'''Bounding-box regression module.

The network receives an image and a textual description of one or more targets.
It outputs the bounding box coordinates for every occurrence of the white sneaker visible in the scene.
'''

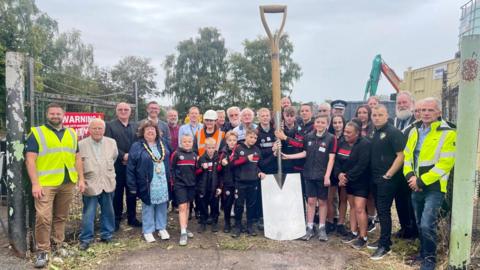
[158,230,170,240]
[144,233,156,243]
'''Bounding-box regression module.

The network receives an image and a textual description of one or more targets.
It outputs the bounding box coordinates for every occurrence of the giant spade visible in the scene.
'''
[259,5,306,240]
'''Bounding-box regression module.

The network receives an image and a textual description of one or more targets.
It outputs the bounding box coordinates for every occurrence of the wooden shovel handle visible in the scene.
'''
[259,5,287,43]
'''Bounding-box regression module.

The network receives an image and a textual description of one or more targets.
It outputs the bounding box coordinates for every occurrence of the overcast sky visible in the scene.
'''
[36,0,462,105]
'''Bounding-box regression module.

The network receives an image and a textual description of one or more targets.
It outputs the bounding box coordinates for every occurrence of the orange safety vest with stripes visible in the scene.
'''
[195,127,224,156]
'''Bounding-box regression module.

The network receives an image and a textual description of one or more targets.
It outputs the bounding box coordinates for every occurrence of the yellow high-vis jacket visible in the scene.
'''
[30,125,78,187]
[403,119,456,193]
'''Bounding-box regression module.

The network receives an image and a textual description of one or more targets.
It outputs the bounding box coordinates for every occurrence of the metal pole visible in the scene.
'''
[134,81,139,122]
[29,58,34,127]
[260,5,287,185]
[5,52,27,257]
[448,34,480,269]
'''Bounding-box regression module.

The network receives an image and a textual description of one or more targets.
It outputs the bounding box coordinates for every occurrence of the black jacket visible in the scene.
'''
[256,125,277,174]
[230,142,262,182]
[170,148,197,187]
[197,152,220,195]
[218,146,235,188]
[302,131,337,180]
[333,137,371,188]
[105,119,138,167]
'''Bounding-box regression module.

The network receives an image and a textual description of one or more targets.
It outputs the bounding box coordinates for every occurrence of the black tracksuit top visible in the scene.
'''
[197,152,220,195]
[302,131,337,180]
[218,146,235,188]
[170,148,197,187]
[256,125,277,174]
[282,123,305,172]
[230,142,262,182]
[333,137,371,188]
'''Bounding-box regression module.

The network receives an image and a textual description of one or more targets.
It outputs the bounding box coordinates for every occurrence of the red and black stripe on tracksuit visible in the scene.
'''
[170,148,197,204]
[218,146,235,227]
[281,123,305,173]
[333,136,371,197]
[230,142,262,226]
[196,152,221,224]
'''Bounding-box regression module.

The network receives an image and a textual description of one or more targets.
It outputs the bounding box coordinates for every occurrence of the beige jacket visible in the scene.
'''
[79,136,118,196]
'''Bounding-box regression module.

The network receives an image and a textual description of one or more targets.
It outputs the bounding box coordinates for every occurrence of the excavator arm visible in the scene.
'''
[364,54,402,100]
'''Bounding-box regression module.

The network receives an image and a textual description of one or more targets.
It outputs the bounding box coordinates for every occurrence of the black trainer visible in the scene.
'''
[231,225,241,238]
[367,219,376,233]
[223,222,231,233]
[336,224,349,237]
[367,239,379,250]
[341,232,357,243]
[325,222,336,234]
[197,223,206,233]
[352,237,367,249]
[79,242,89,251]
[211,222,219,232]
[128,219,142,227]
[370,246,391,260]
[247,224,257,236]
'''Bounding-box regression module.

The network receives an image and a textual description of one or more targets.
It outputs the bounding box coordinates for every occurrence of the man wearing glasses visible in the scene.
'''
[105,102,142,230]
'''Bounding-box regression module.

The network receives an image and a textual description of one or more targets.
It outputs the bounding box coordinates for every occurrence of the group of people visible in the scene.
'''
[25,92,456,270]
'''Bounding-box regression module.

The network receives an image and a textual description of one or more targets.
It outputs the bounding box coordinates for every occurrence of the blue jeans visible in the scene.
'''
[79,192,115,244]
[142,202,168,234]
[411,190,444,266]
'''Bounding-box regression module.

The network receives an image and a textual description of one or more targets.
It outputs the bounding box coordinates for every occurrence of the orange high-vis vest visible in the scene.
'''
[195,127,224,156]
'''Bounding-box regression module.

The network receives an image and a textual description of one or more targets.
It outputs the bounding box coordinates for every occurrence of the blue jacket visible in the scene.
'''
[127,138,170,205]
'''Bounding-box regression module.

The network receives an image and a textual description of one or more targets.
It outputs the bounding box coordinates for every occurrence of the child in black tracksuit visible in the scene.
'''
[217,131,238,233]
[170,135,198,246]
[283,115,337,242]
[196,137,222,233]
[255,108,277,230]
[230,129,266,238]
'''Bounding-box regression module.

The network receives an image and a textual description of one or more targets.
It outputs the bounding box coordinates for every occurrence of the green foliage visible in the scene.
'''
[226,34,302,109]
[162,29,302,113]
[162,27,228,115]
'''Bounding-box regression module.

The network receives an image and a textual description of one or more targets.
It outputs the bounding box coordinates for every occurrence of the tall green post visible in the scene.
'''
[448,34,480,269]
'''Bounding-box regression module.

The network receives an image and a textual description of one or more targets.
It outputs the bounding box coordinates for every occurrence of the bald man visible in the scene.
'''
[105,102,142,230]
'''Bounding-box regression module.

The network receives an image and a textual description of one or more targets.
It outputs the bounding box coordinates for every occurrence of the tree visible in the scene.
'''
[162,27,228,115]
[226,34,302,109]
[111,56,158,119]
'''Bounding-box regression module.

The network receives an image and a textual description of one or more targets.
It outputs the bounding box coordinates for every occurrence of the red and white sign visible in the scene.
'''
[63,112,104,140]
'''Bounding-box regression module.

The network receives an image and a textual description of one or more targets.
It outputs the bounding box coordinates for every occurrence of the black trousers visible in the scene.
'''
[255,181,263,220]
[113,166,137,223]
[234,181,258,225]
[222,186,235,225]
[374,175,402,249]
[395,175,418,235]
[198,191,220,224]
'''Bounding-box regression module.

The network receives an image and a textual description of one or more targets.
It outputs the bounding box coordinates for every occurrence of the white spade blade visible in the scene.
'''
[261,173,306,240]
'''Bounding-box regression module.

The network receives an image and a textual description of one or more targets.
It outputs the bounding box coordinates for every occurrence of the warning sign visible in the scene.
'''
[63,112,104,140]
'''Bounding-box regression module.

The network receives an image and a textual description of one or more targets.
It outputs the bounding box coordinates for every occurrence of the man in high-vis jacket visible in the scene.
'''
[403,97,456,270]
[26,103,85,268]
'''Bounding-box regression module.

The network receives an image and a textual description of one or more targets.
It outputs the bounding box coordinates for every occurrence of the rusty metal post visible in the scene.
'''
[260,5,287,185]
[5,52,27,257]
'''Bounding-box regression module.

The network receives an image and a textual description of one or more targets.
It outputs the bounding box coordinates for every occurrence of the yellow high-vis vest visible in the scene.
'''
[403,119,456,193]
[30,125,78,186]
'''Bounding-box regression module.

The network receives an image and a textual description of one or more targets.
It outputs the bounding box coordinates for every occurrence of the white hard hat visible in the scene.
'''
[203,109,218,120]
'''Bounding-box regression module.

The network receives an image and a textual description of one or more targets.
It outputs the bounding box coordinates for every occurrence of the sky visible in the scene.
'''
[35,0,462,105]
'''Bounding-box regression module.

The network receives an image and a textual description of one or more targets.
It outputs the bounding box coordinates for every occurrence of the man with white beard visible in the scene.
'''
[394,92,416,132]
[392,91,418,239]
